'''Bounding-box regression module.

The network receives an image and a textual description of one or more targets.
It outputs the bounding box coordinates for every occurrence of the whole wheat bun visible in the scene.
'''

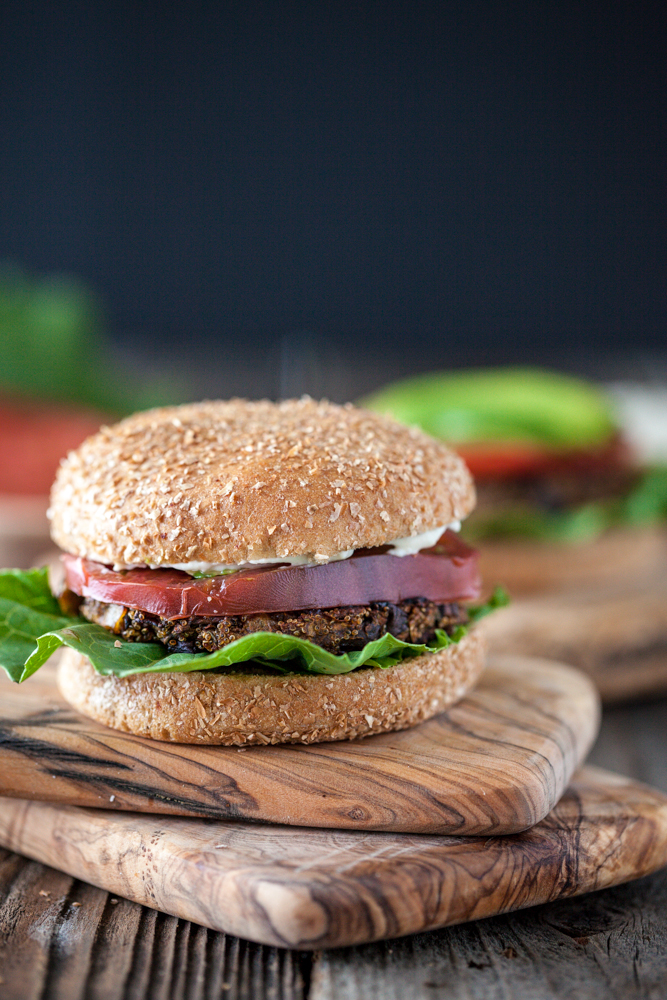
[477,524,667,596]
[48,398,475,567]
[56,626,486,745]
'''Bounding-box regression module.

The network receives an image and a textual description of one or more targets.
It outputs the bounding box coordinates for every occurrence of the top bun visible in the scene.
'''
[49,398,475,567]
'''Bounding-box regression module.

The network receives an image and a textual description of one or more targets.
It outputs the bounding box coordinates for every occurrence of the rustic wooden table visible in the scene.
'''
[0,695,665,999]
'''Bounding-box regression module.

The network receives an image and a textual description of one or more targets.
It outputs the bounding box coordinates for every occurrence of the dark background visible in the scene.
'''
[1,0,665,400]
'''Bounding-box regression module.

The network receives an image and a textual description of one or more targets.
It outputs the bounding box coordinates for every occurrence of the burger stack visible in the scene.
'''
[0,396,638,944]
[43,398,490,744]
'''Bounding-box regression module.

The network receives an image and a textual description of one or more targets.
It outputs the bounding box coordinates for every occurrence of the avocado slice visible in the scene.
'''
[361,367,616,450]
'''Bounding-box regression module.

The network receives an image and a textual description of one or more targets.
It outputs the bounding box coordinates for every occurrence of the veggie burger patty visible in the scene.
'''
[80,596,469,656]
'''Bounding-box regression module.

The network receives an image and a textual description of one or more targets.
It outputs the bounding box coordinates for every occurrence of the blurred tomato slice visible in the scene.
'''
[456,434,631,481]
[454,442,555,479]
[0,396,104,495]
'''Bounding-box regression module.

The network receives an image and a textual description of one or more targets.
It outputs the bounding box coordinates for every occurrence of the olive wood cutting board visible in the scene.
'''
[0,765,665,950]
[0,653,599,835]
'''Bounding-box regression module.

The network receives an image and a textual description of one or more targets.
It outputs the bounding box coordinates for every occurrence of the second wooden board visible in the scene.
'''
[0,653,599,835]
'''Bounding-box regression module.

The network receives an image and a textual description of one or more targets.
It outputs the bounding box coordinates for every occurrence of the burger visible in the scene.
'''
[0,398,501,745]
[363,369,667,700]
[363,367,667,594]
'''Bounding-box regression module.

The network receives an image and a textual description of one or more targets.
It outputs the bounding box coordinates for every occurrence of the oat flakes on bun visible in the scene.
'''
[0,399,502,745]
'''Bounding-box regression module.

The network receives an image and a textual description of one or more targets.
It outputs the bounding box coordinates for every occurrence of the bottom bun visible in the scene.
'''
[477,524,667,596]
[56,626,487,745]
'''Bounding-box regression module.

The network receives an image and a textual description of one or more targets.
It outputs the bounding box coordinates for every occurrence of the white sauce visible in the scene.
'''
[607,382,667,463]
[385,522,460,556]
[163,549,355,573]
[127,520,463,573]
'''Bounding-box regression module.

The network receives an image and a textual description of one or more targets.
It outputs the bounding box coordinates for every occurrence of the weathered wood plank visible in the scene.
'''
[309,867,667,1000]
[0,655,599,836]
[0,859,75,1000]
[40,880,111,1000]
[0,857,312,1000]
[588,697,667,792]
[85,898,146,999]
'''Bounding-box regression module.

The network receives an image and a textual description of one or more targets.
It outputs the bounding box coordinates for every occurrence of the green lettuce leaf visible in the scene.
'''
[0,568,73,681]
[0,567,508,683]
[467,586,509,623]
[188,568,239,579]
[0,566,65,616]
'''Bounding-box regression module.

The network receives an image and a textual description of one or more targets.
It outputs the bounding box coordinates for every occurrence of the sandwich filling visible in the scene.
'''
[61,529,480,656]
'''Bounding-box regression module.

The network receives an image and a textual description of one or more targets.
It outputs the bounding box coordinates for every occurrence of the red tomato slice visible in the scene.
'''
[63,531,480,619]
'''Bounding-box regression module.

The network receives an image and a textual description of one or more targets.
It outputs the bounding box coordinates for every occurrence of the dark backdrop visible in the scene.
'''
[1,1,665,397]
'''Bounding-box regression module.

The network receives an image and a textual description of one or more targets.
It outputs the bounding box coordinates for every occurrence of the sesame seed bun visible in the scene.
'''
[48,398,475,567]
[56,626,487,745]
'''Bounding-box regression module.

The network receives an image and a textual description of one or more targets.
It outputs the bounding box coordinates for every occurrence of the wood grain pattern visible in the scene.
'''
[0,766,664,952]
[485,566,667,703]
[0,695,666,999]
[0,654,599,835]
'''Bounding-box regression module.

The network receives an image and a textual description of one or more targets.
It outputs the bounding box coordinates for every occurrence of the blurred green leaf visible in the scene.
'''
[0,263,188,414]
[463,467,667,544]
